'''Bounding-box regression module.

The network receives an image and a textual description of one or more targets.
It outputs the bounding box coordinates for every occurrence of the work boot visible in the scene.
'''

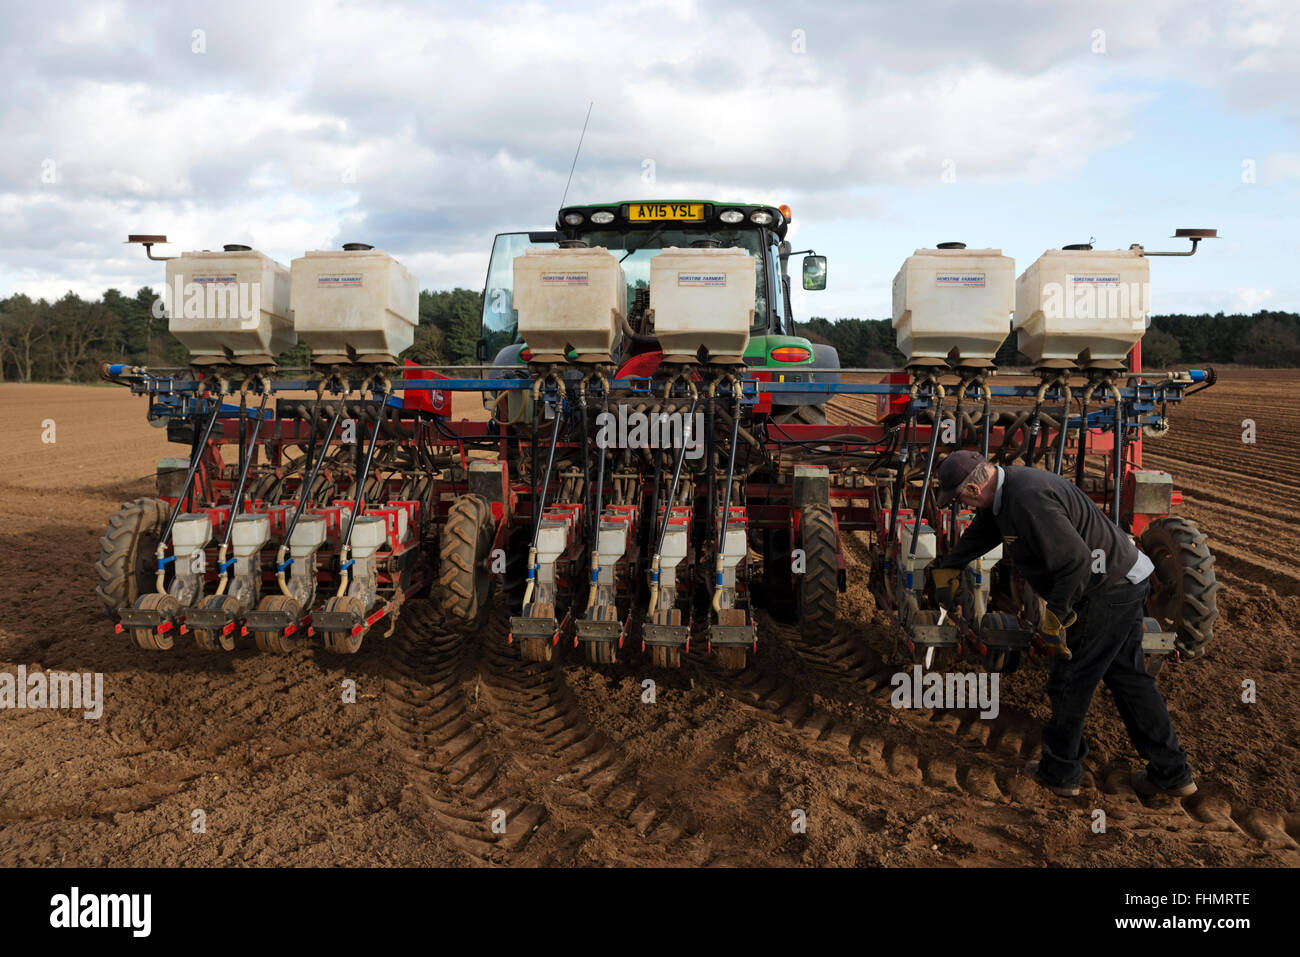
[1024,759,1082,797]
[1131,770,1197,798]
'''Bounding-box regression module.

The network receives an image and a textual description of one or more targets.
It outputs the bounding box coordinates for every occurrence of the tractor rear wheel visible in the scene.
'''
[96,498,170,620]
[1140,516,1219,661]
[797,504,839,645]
[439,494,496,630]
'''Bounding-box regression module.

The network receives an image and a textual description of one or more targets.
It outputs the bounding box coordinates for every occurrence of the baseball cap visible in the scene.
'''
[935,450,988,507]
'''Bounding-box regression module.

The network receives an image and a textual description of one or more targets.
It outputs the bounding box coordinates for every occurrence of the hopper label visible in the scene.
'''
[318,274,364,287]
[935,272,985,287]
[1068,273,1121,286]
[541,272,588,285]
[192,274,237,285]
[677,272,726,286]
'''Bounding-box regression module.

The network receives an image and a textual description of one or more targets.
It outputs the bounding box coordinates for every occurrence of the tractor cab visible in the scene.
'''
[479,201,840,418]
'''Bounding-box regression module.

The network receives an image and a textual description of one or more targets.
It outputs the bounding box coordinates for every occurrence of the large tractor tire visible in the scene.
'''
[797,504,839,645]
[95,498,170,620]
[439,493,496,630]
[1140,516,1219,661]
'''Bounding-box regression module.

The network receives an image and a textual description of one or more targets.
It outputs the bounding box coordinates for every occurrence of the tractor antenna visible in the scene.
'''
[560,101,594,209]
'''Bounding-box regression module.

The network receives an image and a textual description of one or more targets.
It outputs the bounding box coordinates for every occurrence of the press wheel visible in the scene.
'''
[131,592,180,651]
[649,645,681,669]
[321,595,367,654]
[192,593,241,652]
[253,594,300,654]
[716,645,748,670]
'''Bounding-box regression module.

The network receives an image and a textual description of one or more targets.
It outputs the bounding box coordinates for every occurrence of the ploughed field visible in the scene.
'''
[0,373,1296,867]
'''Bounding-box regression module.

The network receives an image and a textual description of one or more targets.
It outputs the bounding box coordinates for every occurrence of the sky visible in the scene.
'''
[2,0,1298,321]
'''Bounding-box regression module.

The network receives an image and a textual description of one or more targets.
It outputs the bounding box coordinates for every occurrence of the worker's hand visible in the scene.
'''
[1038,606,1078,659]
[929,567,961,607]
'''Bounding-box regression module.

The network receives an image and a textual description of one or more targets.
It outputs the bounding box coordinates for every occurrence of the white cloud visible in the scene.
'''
[0,0,1296,318]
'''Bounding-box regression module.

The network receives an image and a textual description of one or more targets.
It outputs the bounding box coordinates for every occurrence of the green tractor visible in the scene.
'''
[479,200,839,422]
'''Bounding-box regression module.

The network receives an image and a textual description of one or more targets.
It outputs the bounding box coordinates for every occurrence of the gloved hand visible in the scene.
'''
[930,567,961,608]
[1039,606,1078,659]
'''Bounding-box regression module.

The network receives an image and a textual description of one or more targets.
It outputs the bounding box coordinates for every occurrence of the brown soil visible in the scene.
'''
[0,374,1296,867]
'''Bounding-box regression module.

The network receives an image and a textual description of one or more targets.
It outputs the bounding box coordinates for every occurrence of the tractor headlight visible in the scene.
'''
[590,211,614,224]
[749,210,773,225]
[719,209,744,224]
[563,212,584,226]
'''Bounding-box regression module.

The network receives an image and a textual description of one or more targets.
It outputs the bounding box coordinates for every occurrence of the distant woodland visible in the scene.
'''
[2,286,1297,382]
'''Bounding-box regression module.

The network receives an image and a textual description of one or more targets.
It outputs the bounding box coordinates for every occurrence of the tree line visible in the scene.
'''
[2,285,1298,382]
[797,311,1300,369]
[0,287,485,382]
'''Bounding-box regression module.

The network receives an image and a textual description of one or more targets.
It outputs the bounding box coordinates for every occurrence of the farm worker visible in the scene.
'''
[928,450,1196,800]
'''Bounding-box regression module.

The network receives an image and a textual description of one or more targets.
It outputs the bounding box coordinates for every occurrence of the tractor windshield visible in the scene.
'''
[580,228,767,332]
[480,228,769,354]
[481,232,558,359]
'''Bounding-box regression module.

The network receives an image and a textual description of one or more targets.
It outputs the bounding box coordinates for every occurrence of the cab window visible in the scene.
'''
[481,232,557,355]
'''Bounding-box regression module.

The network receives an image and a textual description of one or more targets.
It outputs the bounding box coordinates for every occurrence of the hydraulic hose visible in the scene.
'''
[1075,382,1096,489]
[1025,374,1063,468]
[338,379,389,599]
[948,378,969,546]
[908,380,945,563]
[648,379,699,616]
[577,382,592,546]
[713,376,742,614]
[523,371,566,610]
[587,373,611,611]
[1109,381,1124,526]
[979,382,992,460]
[276,383,347,599]
[215,386,270,596]
[1053,386,1073,475]
[886,404,914,543]
[155,381,227,593]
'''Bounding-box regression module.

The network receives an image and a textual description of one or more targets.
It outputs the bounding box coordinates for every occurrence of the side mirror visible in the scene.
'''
[802,255,827,291]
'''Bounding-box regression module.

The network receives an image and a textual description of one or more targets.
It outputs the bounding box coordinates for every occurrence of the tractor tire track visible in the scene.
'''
[382,601,707,864]
[474,616,709,862]
[744,615,1300,860]
[380,601,538,864]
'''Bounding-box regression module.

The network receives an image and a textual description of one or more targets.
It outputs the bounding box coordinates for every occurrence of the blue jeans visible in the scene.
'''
[1038,578,1193,789]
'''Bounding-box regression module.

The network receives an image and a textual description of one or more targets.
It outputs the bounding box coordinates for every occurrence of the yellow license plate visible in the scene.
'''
[628,202,704,222]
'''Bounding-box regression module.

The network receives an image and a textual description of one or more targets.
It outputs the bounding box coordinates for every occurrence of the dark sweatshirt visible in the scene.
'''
[936,465,1141,617]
